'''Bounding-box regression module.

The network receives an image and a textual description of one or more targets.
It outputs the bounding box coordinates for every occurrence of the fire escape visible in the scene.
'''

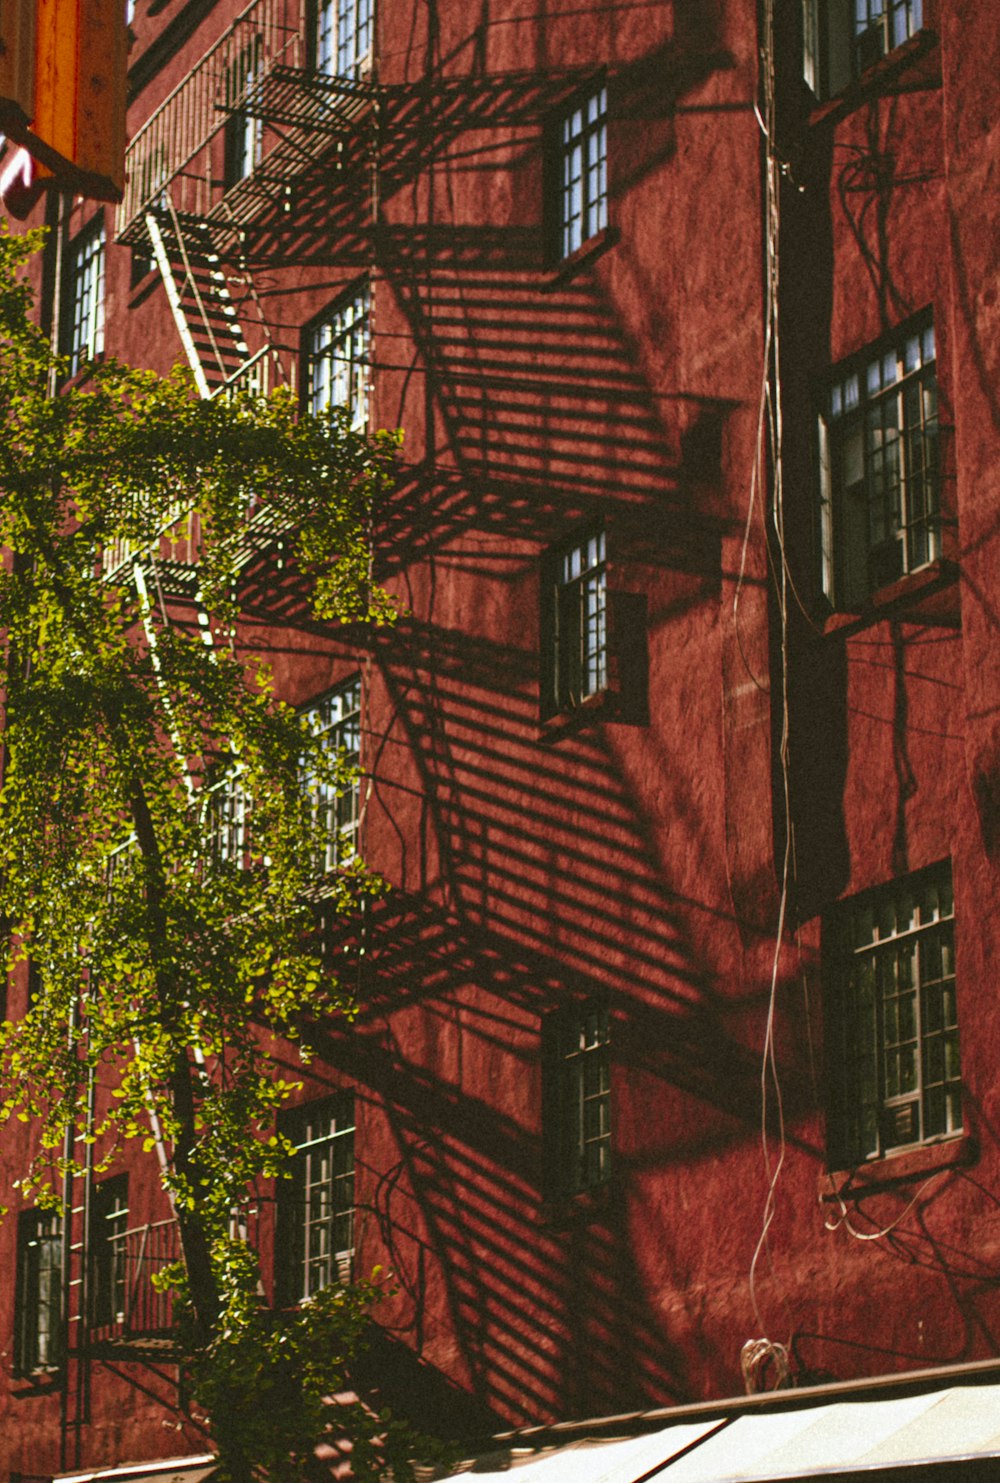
[59,4,377,1452]
[116,0,376,401]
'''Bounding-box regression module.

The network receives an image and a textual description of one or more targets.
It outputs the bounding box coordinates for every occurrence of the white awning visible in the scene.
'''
[446,1382,1000,1482]
[446,1419,726,1482]
[659,1384,1000,1480]
[55,1455,217,1483]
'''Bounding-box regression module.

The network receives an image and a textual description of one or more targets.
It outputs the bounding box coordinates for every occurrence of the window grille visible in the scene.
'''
[558,85,607,259]
[63,221,105,378]
[15,1209,63,1374]
[302,676,362,873]
[305,286,371,430]
[819,318,939,609]
[545,1005,611,1194]
[278,1095,355,1303]
[828,863,961,1166]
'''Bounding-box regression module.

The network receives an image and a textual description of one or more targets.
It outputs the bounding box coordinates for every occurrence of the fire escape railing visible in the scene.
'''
[92,1218,180,1343]
[119,0,302,241]
[118,0,376,248]
[100,446,288,584]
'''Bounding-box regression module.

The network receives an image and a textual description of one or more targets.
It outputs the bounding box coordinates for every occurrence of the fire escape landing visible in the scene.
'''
[117,0,376,397]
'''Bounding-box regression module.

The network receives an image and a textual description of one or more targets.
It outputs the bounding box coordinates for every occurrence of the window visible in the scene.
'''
[556,84,607,259]
[15,1209,62,1374]
[303,677,362,872]
[277,1096,355,1304]
[819,319,939,610]
[305,286,370,431]
[91,1176,128,1330]
[827,863,960,1168]
[544,528,608,715]
[223,37,263,187]
[62,220,105,378]
[804,0,923,97]
[312,0,373,78]
[544,1004,611,1195]
[205,769,249,868]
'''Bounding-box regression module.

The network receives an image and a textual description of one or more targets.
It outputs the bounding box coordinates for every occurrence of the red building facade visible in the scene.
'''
[2,0,1000,1475]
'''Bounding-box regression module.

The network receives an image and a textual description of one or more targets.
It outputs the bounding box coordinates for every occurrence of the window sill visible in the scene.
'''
[11,1366,62,1394]
[543,226,619,291]
[820,558,959,638]
[538,687,614,740]
[539,1177,614,1228]
[820,1133,975,1203]
[807,29,941,128]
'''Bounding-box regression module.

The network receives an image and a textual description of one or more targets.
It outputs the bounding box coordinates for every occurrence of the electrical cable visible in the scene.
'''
[745,0,799,1362]
[822,1170,948,1242]
[741,1335,792,1394]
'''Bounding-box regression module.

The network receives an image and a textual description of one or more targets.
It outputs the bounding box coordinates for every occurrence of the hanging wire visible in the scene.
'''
[823,1170,948,1242]
[745,0,797,1356]
[741,1335,793,1394]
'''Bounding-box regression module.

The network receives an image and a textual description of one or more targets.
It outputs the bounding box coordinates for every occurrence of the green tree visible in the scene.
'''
[0,226,415,1480]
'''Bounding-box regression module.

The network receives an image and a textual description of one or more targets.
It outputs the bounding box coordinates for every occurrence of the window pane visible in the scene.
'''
[546,1004,611,1194]
[557,85,607,259]
[64,223,106,378]
[825,318,939,608]
[307,287,371,429]
[282,1095,355,1302]
[552,529,608,710]
[830,863,958,1164]
[302,677,362,872]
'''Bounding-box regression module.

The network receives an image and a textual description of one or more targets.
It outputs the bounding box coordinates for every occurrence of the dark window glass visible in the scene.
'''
[819,319,939,609]
[545,529,608,713]
[91,1176,129,1330]
[16,1209,63,1374]
[544,1005,611,1195]
[827,863,960,1166]
[277,1095,355,1304]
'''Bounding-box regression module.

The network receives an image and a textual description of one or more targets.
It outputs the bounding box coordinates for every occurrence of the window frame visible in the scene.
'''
[542,526,609,718]
[301,675,362,873]
[552,82,608,261]
[303,283,371,431]
[203,766,250,870]
[91,1175,129,1331]
[15,1208,63,1376]
[61,218,106,379]
[825,861,961,1169]
[818,316,940,611]
[543,1003,612,1197]
[222,34,264,189]
[276,1094,356,1306]
[803,0,925,98]
[310,0,373,79]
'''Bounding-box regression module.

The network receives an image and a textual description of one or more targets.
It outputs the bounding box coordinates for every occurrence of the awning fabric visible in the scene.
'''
[445,1382,1000,1482]
[446,1420,725,1482]
[660,1386,1000,1481]
[55,1456,217,1483]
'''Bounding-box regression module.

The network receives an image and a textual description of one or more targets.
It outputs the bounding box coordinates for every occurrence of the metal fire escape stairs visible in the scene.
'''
[145,199,253,399]
[60,1032,95,1454]
[117,0,379,404]
[61,21,379,1446]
